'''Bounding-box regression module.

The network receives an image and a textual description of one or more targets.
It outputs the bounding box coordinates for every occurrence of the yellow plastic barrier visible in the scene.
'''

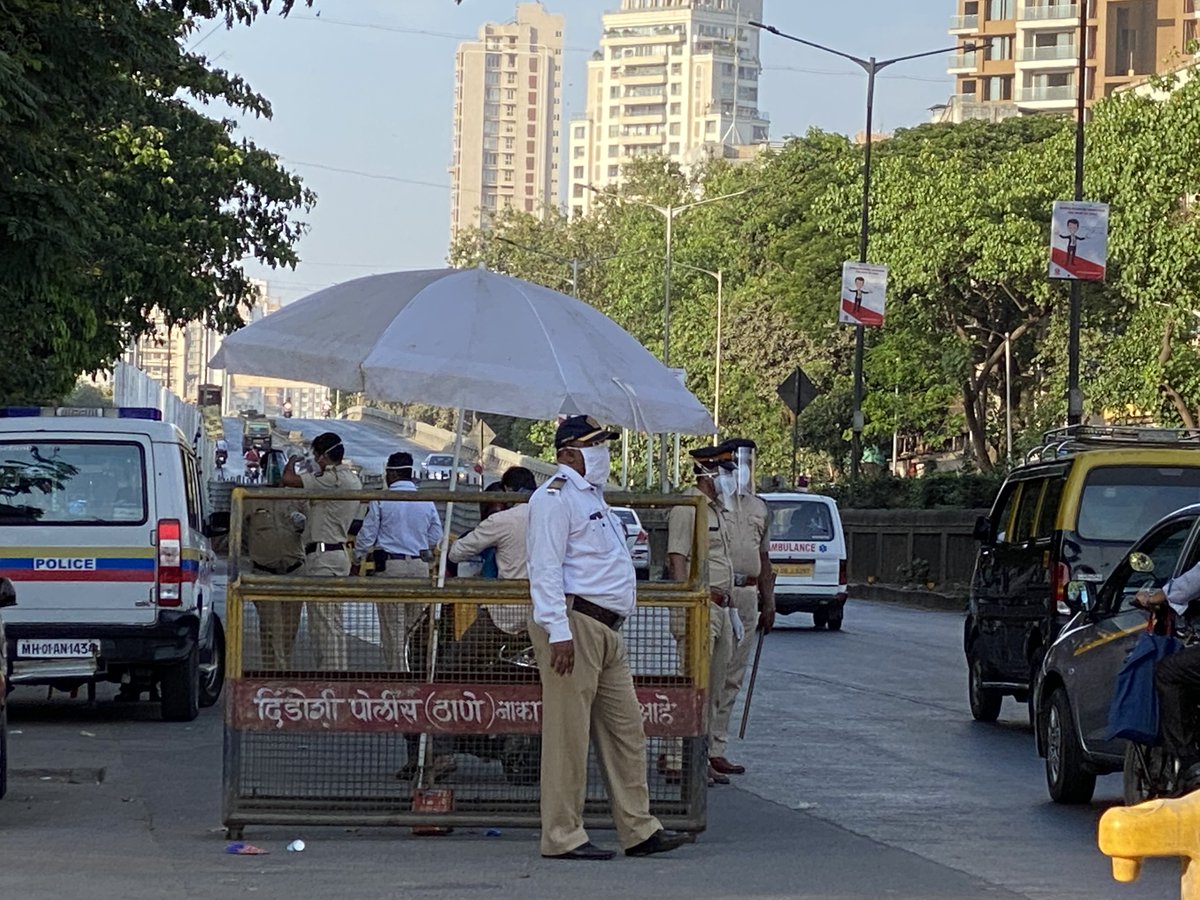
[1099,793,1200,898]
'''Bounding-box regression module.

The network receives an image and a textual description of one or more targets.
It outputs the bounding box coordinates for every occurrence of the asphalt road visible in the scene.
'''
[0,600,1180,899]
[280,417,445,478]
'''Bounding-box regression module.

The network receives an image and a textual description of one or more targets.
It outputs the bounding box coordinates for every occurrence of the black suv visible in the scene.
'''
[966,426,1200,724]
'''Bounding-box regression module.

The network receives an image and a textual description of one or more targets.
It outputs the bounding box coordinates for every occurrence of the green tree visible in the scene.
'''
[0,1,314,402]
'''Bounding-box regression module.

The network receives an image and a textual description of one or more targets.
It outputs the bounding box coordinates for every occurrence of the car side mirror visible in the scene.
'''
[973,515,992,543]
[1065,580,1095,614]
[206,510,231,538]
[0,577,17,609]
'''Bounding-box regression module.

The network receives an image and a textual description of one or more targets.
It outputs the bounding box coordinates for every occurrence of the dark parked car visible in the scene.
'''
[966,426,1200,724]
[1034,504,1200,803]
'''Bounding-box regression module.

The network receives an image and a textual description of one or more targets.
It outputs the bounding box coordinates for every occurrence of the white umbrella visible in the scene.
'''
[209,267,715,435]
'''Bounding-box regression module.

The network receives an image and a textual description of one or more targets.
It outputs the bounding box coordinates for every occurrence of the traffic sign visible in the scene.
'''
[777,367,818,416]
[466,417,496,453]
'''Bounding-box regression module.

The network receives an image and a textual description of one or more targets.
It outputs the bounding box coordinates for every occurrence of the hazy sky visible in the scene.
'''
[200,1,956,301]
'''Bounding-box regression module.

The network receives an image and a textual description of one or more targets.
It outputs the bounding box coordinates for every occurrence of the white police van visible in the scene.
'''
[761,492,848,630]
[0,407,227,720]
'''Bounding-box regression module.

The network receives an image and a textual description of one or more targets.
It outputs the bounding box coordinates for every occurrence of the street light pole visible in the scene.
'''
[673,261,724,444]
[751,21,974,480]
[1067,0,1088,425]
[590,185,750,491]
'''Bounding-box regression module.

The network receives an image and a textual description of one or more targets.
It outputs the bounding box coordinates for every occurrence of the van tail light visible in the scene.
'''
[838,559,847,586]
[636,530,648,546]
[157,519,183,607]
[1052,561,1071,615]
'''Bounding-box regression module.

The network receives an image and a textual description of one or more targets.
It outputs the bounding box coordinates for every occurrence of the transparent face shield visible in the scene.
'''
[735,446,756,496]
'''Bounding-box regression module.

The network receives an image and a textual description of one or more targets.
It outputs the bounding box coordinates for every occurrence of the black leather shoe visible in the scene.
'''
[543,841,615,861]
[625,829,694,857]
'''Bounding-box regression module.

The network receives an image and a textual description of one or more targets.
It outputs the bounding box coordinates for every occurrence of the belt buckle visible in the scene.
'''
[734,574,747,587]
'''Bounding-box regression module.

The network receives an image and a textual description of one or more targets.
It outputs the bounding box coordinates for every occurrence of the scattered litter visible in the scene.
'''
[225,842,270,855]
[485,828,502,837]
[39,776,51,781]
[80,731,96,737]
[286,840,306,853]
[122,797,134,803]
[10,730,21,735]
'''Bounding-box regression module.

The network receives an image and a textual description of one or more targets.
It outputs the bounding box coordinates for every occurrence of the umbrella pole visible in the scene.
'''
[417,407,468,791]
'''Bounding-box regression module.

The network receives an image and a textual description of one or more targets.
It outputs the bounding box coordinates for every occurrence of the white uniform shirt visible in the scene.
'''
[353,480,442,563]
[449,502,531,635]
[527,464,635,644]
[1165,561,1200,615]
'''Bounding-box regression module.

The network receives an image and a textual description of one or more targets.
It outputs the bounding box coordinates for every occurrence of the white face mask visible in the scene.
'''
[579,445,611,486]
[715,471,738,502]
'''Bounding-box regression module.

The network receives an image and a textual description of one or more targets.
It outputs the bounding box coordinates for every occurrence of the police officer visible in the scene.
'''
[282,431,362,670]
[665,445,737,785]
[244,449,306,669]
[708,438,775,778]
[350,451,442,672]
[527,415,692,861]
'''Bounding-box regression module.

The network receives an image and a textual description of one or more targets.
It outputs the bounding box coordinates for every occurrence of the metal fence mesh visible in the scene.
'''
[223,489,709,836]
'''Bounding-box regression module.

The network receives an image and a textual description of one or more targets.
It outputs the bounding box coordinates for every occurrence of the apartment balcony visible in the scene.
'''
[1015,83,1077,108]
[1017,44,1077,62]
[621,111,668,126]
[1017,3,1080,27]
[624,71,669,86]
[949,14,980,32]
[1187,0,1198,16]
[621,132,666,146]
[948,52,979,72]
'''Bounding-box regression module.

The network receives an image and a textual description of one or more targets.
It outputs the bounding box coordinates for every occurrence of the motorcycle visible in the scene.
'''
[215,448,228,471]
[282,400,293,419]
[244,461,260,484]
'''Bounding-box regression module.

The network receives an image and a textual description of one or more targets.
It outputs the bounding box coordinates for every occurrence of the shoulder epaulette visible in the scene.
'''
[545,475,569,495]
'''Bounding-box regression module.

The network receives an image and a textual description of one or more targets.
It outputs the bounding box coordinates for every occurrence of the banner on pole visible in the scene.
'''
[1048,201,1109,282]
[838,262,888,328]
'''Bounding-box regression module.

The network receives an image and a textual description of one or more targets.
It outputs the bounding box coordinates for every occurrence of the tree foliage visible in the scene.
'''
[0,1,314,402]
[447,76,1200,489]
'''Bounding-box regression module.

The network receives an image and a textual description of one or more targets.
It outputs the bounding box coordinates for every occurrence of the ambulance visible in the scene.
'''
[0,407,227,720]
[762,491,848,630]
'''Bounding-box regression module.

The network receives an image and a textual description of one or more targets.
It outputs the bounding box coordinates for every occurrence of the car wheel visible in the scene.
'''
[1123,741,1166,805]
[199,621,226,709]
[826,613,843,631]
[1045,687,1096,804]
[968,648,1003,722]
[812,610,829,629]
[161,644,200,722]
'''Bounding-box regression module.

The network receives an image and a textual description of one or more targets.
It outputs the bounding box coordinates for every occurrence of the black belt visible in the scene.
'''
[253,561,303,575]
[568,595,624,631]
[305,542,345,555]
[733,574,759,588]
[385,553,421,561]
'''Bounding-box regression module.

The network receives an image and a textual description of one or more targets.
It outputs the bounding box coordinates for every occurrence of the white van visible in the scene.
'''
[761,492,848,630]
[0,407,227,720]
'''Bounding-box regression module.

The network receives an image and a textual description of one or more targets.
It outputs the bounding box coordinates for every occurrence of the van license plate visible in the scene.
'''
[18,639,100,658]
[776,563,814,577]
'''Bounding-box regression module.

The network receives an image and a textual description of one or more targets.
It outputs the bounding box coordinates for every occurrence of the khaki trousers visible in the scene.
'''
[253,599,301,670]
[709,585,758,758]
[662,599,732,769]
[304,549,349,670]
[376,556,429,672]
[531,611,661,855]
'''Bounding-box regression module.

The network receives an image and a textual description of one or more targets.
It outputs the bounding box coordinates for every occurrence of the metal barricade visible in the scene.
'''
[221,487,711,839]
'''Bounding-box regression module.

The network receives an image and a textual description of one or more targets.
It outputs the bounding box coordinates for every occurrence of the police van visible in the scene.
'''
[0,407,227,720]
[761,492,848,630]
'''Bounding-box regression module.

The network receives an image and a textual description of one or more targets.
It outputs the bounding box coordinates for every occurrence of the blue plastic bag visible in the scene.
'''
[1107,631,1180,744]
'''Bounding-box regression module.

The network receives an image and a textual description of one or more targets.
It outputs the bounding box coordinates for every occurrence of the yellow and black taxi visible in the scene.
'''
[1033,503,1200,803]
[967,425,1200,725]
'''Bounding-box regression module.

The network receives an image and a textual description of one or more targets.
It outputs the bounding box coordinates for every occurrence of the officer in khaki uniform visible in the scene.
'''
[282,431,363,670]
[244,449,306,669]
[708,438,775,777]
[665,446,737,785]
[527,415,691,861]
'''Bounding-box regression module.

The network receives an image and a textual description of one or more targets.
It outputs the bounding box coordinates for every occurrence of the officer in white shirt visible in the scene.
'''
[351,451,442,672]
[527,415,692,862]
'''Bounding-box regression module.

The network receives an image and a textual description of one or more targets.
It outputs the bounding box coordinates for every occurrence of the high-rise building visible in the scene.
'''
[944,0,1198,121]
[567,0,770,218]
[449,3,565,242]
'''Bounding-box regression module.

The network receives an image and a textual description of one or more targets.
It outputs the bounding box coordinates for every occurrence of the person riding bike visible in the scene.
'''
[1137,561,1200,790]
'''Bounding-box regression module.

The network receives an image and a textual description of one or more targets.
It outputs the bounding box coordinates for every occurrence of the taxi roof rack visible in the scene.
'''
[1023,424,1200,466]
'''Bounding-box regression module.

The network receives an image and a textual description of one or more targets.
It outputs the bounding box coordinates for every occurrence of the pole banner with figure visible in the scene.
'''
[1049,200,1109,282]
[838,262,888,328]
